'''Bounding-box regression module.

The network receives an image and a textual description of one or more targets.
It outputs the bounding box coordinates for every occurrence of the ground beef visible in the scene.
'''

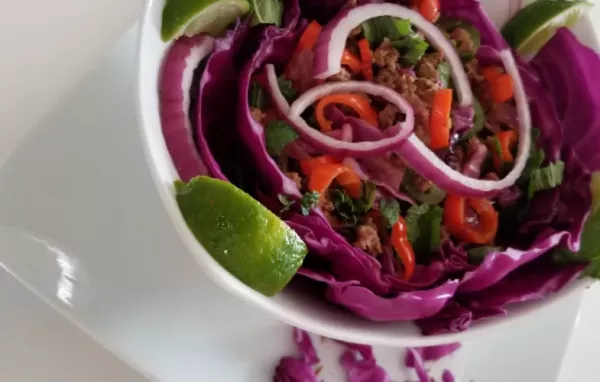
[318,191,346,229]
[373,39,400,70]
[416,52,444,80]
[415,77,439,104]
[413,173,433,193]
[348,25,362,39]
[451,27,475,56]
[484,172,500,181]
[465,58,489,105]
[285,172,302,190]
[353,218,383,256]
[250,108,266,124]
[378,104,400,129]
[328,67,353,82]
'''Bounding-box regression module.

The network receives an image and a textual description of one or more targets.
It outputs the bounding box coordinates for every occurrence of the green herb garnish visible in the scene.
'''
[265,120,298,156]
[405,204,444,254]
[249,80,266,109]
[380,198,401,229]
[250,0,283,26]
[528,160,565,198]
[300,191,320,216]
[277,76,298,103]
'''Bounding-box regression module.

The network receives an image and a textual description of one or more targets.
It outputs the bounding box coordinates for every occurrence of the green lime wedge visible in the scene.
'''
[161,0,251,42]
[501,0,591,55]
[175,176,307,296]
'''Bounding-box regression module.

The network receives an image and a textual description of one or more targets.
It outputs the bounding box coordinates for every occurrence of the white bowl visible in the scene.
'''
[136,0,596,346]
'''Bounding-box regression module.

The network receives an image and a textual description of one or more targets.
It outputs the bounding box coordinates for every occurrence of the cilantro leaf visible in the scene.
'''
[437,62,452,89]
[528,160,565,198]
[392,37,430,67]
[405,204,444,254]
[249,80,266,109]
[518,127,545,183]
[380,198,401,229]
[277,76,297,103]
[331,184,374,226]
[300,191,319,216]
[265,120,298,156]
[250,0,283,26]
[278,194,295,213]
[467,246,502,264]
[362,16,413,47]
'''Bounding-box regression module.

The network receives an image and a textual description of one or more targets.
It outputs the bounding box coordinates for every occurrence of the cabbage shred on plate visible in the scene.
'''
[158,0,600,335]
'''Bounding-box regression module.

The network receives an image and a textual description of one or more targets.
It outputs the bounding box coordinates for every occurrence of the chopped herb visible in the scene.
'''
[250,0,283,26]
[277,76,298,102]
[249,80,266,109]
[519,128,545,183]
[404,204,444,254]
[392,37,430,67]
[278,194,295,213]
[331,184,375,226]
[490,136,503,158]
[380,198,401,229]
[528,160,565,198]
[437,62,452,89]
[265,120,298,156]
[300,191,320,216]
[467,246,502,264]
[362,16,413,47]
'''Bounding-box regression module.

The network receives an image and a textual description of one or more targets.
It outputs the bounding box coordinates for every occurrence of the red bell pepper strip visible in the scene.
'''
[429,88,453,149]
[482,66,514,103]
[315,93,379,132]
[306,162,362,199]
[357,38,374,81]
[412,0,440,23]
[443,194,499,244]
[492,130,518,170]
[391,216,416,281]
[299,155,338,176]
[294,21,321,53]
[341,49,363,74]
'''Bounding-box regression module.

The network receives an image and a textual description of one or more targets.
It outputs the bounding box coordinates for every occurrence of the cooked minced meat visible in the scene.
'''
[328,67,353,82]
[378,104,400,129]
[416,52,444,80]
[373,39,400,70]
[353,218,383,256]
[285,172,303,190]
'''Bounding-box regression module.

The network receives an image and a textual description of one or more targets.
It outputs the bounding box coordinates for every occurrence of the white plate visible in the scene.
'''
[0,25,590,381]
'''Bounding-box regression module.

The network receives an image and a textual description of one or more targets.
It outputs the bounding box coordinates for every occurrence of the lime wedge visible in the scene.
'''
[501,0,591,55]
[161,0,251,42]
[175,176,307,296]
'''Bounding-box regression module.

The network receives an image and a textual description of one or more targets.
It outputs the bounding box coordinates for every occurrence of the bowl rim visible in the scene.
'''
[135,0,594,347]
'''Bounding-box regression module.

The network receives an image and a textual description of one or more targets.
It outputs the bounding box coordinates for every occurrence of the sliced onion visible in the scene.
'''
[313,3,473,106]
[285,81,414,157]
[265,63,290,115]
[159,35,215,181]
[396,50,531,197]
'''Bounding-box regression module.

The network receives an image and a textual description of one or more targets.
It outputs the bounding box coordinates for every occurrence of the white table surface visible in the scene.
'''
[1,1,600,381]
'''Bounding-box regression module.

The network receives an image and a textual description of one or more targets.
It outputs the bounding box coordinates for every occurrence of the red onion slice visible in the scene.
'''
[396,49,531,197]
[285,81,414,157]
[313,3,473,106]
[159,35,215,181]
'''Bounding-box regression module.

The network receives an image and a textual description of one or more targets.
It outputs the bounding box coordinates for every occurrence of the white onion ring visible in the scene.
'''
[313,2,473,107]
[286,80,415,157]
[265,64,415,157]
[395,50,531,197]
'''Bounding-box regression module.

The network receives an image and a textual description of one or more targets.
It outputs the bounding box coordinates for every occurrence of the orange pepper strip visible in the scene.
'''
[295,21,322,53]
[315,93,379,132]
[341,49,363,74]
[299,155,339,176]
[429,89,453,149]
[481,66,514,103]
[443,194,499,245]
[490,74,514,103]
[307,162,362,199]
[357,38,374,81]
[391,217,416,281]
[412,0,440,22]
[492,130,518,170]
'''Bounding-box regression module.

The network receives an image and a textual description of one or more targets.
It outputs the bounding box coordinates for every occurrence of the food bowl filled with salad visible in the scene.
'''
[137,0,600,346]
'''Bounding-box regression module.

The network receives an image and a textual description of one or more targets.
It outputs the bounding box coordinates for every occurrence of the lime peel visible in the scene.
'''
[161,0,251,42]
[175,176,307,296]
